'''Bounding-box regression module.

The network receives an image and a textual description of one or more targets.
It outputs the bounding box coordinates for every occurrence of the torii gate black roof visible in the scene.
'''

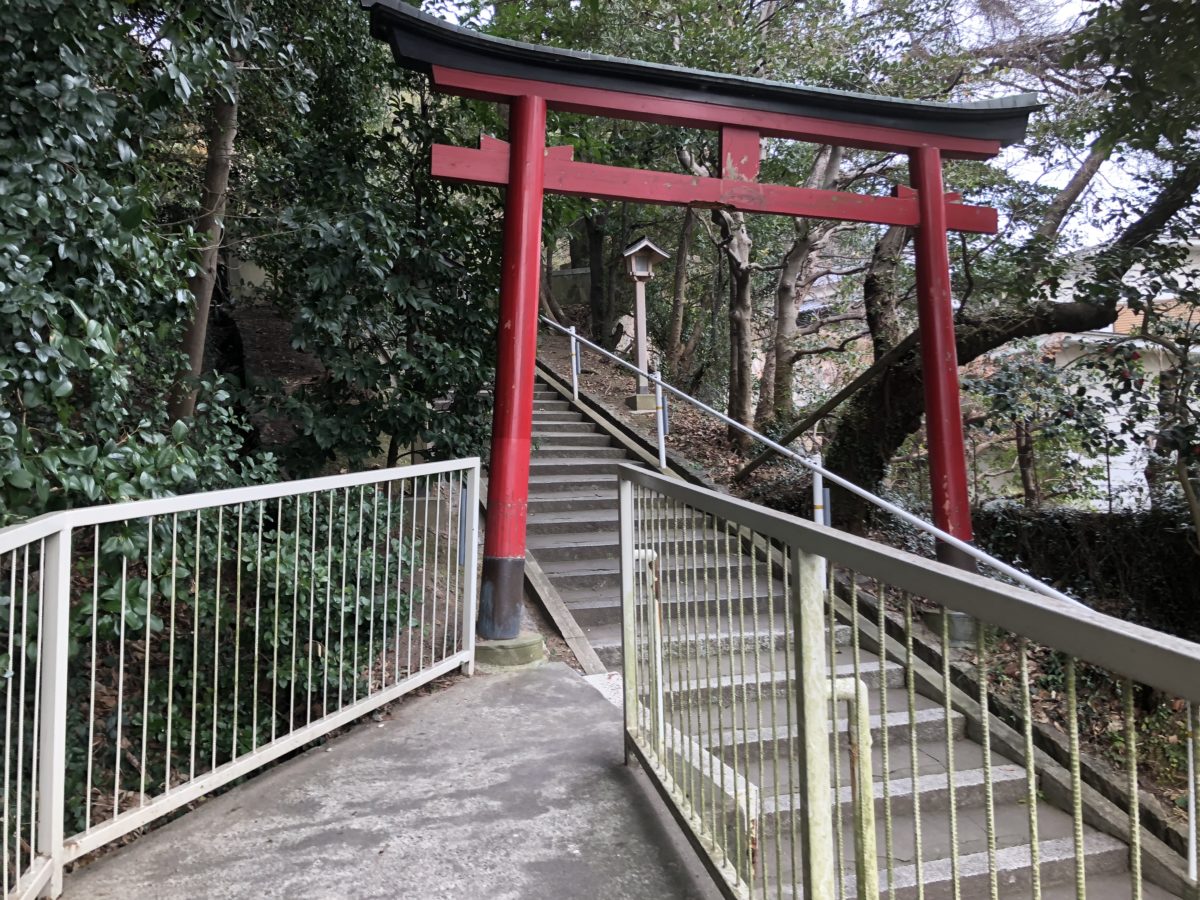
[363,0,1039,146]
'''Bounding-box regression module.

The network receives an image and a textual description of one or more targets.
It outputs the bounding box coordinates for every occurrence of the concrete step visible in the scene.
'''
[666,659,904,706]
[525,507,705,534]
[530,432,613,447]
[532,391,560,400]
[534,400,572,411]
[765,829,1128,899]
[587,620,852,668]
[529,446,630,460]
[540,556,773,592]
[743,735,1007,797]
[530,411,585,423]
[527,475,617,494]
[529,420,596,433]
[562,590,792,628]
[528,458,632,477]
[760,764,1029,835]
[526,531,729,562]
[707,703,966,760]
[527,510,620,535]
[526,497,617,518]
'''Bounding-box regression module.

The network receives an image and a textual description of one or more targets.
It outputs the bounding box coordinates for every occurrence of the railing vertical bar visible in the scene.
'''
[2,549,14,894]
[421,474,432,670]
[658,489,676,795]
[85,530,99,830]
[973,621,998,899]
[321,491,335,718]
[289,496,302,733]
[114,550,128,816]
[37,525,71,896]
[905,596,925,899]
[1066,656,1086,900]
[307,494,321,728]
[748,526,766,896]
[14,544,30,876]
[847,576,873,898]
[1123,678,1142,900]
[29,540,46,860]
[351,486,365,702]
[765,533,782,900]
[829,565,845,900]
[1019,637,1042,900]
[1188,702,1198,885]
[393,478,407,680]
[252,500,265,751]
[781,542,799,886]
[382,484,393,685]
[654,374,667,470]
[462,464,480,674]
[569,325,579,401]
[271,497,283,743]
[231,504,244,761]
[406,475,419,678]
[725,516,748,890]
[674,497,695,831]
[210,506,224,773]
[454,475,465,654]
[618,474,637,754]
[941,609,961,900]
[190,511,202,782]
[165,514,179,791]
[703,511,727,868]
[337,488,351,710]
[687,503,707,847]
[791,545,836,900]
[687,502,704,854]
[410,476,423,676]
[877,579,894,896]
[367,484,379,692]
[140,518,155,803]
[442,474,454,662]
[430,474,443,666]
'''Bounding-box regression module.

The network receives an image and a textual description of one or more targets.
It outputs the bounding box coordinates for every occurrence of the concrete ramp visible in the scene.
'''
[64,664,715,900]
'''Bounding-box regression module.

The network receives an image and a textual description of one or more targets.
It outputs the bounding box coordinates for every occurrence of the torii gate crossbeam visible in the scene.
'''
[363,0,1040,646]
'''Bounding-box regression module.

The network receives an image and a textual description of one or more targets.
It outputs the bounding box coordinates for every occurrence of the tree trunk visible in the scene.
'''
[756,147,840,430]
[719,212,754,451]
[170,92,239,421]
[584,212,622,349]
[759,224,821,429]
[1015,420,1040,507]
[664,209,697,374]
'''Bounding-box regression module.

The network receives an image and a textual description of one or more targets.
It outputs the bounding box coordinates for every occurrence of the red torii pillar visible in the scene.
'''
[478,95,547,640]
[911,147,975,566]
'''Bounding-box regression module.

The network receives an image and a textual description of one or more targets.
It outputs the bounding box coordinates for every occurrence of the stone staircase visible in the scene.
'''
[526,372,1176,899]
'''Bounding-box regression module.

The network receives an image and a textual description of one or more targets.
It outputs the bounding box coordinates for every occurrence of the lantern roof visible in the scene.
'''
[363,0,1040,146]
[623,237,671,263]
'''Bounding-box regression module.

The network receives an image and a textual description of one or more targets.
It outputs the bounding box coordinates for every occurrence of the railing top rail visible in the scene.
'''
[542,315,1081,607]
[619,464,1200,702]
[0,458,480,554]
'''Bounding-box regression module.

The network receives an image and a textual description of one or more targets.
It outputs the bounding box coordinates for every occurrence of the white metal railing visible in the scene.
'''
[1,459,479,898]
[619,465,1200,899]
[541,315,1084,607]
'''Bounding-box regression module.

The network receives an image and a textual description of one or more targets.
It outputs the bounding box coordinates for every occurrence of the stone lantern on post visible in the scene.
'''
[622,236,670,411]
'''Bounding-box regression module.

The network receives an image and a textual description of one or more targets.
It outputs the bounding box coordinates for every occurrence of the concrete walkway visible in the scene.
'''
[64,664,717,900]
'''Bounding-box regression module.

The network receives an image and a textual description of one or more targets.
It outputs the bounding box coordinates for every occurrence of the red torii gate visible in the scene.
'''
[364,0,1039,641]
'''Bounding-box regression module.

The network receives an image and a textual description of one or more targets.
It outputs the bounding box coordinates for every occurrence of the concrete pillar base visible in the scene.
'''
[922,609,977,647]
[625,393,656,412]
[475,632,546,669]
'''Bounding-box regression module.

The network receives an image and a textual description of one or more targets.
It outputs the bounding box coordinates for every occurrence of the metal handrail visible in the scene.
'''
[539,314,1083,606]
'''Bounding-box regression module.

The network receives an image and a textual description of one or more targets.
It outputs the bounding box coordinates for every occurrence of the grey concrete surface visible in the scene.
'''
[63,664,719,900]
